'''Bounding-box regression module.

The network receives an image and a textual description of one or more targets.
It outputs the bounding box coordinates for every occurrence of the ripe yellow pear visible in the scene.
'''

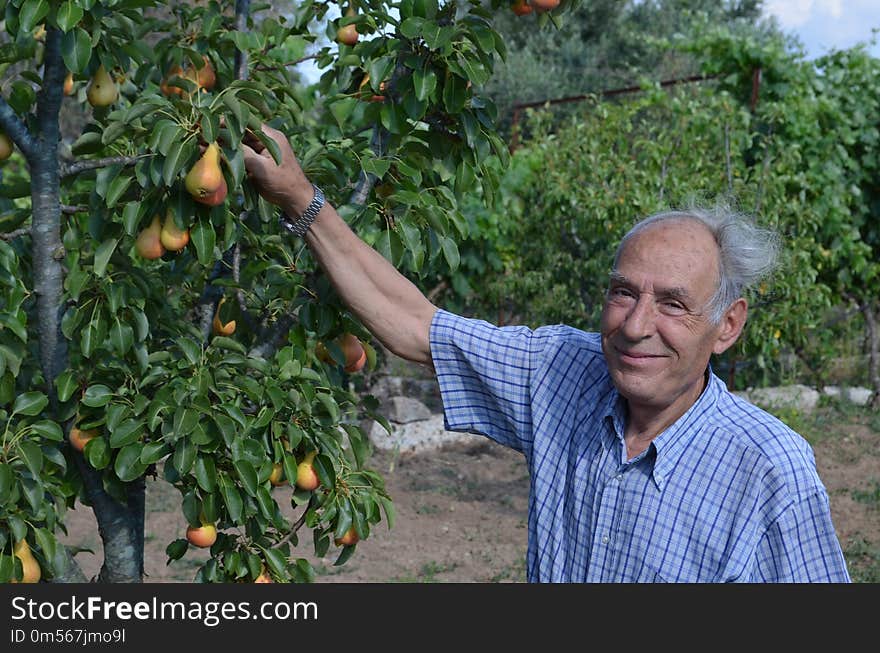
[295,451,320,491]
[69,426,98,452]
[135,215,165,260]
[254,569,273,583]
[186,522,217,548]
[334,526,359,547]
[160,211,189,252]
[269,463,286,486]
[12,540,41,584]
[191,55,216,90]
[337,7,359,46]
[185,143,224,200]
[86,65,118,107]
[0,132,12,160]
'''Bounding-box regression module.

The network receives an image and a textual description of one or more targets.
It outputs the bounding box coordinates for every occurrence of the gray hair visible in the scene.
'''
[612,203,781,324]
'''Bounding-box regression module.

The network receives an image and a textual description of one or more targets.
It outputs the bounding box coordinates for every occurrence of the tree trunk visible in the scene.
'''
[862,300,880,408]
[30,29,144,583]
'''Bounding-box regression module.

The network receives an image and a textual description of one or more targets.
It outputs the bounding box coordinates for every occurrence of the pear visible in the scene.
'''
[295,451,320,491]
[337,7,359,46]
[63,71,74,96]
[12,540,41,584]
[194,175,228,207]
[340,333,367,372]
[185,522,217,548]
[86,65,118,107]
[160,211,190,252]
[135,215,165,260]
[334,526,359,547]
[212,297,236,336]
[185,143,224,200]
[191,55,216,90]
[0,132,12,160]
[160,65,185,97]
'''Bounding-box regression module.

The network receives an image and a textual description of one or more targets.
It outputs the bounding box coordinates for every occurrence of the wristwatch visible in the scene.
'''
[279,184,325,237]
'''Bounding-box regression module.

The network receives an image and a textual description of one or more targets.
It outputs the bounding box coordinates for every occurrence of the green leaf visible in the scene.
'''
[85,437,110,469]
[262,546,288,578]
[61,27,90,73]
[440,235,460,271]
[177,337,201,366]
[114,443,146,482]
[140,442,170,465]
[378,495,395,529]
[194,455,217,492]
[172,439,196,476]
[17,440,43,475]
[71,131,103,156]
[30,420,63,442]
[413,68,437,102]
[233,459,259,497]
[13,391,48,416]
[190,220,216,266]
[219,476,243,523]
[0,313,27,342]
[166,539,188,561]
[33,528,56,567]
[0,464,12,500]
[93,238,118,276]
[105,176,131,208]
[110,319,134,356]
[316,393,339,421]
[19,0,49,33]
[313,453,336,490]
[81,384,113,408]
[109,419,143,448]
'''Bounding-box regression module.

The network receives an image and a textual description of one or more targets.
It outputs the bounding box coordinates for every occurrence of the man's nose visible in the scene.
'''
[620,295,657,340]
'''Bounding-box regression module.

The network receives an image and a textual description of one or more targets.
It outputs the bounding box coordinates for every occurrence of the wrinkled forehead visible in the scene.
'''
[612,217,721,293]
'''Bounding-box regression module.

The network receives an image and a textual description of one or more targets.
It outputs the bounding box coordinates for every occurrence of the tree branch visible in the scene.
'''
[0,99,37,160]
[0,227,30,241]
[60,155,147,179]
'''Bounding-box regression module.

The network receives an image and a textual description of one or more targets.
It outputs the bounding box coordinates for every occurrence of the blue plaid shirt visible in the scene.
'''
[429,310,851,583]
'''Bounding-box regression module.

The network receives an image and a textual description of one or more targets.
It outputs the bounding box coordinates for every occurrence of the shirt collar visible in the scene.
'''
[600,366,724,490]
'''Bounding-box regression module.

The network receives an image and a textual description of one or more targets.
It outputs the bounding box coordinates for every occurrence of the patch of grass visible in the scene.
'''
[488,556,527,583]
[393,560,458,582]
[850,479,880,509]
[843,537,880,583]
[415,503,440,515]
[773,397,879,448]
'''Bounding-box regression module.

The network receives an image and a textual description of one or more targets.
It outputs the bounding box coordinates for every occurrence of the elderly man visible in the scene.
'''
[243,125,851,583]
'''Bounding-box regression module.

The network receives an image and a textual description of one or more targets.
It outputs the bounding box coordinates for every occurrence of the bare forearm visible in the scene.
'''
[301,201,437,367]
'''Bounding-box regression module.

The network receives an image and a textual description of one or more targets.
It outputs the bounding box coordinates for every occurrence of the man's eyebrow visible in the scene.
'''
[607,272,694,302]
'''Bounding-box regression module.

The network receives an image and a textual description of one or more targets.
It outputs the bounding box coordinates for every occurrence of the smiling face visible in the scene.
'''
[600,217,744,422]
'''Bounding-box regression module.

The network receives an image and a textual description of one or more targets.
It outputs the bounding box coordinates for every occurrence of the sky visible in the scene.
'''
[763,0,880,59]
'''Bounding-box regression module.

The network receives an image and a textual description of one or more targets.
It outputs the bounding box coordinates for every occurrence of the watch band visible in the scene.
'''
[279,184,325,237]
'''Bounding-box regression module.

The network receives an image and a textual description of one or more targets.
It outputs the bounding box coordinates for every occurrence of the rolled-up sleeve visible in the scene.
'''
[429,309,536,452]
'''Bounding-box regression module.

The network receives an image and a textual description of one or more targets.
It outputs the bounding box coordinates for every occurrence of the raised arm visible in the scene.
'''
[241,125,437,367]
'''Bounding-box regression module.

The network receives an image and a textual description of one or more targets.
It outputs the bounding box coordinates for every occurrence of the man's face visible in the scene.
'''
[600,218,728,415]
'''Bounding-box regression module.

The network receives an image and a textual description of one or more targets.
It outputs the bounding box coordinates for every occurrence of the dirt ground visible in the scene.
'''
[59,403,880,583]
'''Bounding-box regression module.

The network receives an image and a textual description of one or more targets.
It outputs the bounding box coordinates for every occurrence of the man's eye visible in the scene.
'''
[609,287,634,299]
[661,301,686,314]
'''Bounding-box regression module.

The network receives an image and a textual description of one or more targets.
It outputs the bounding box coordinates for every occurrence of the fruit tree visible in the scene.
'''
[0,0,578,583]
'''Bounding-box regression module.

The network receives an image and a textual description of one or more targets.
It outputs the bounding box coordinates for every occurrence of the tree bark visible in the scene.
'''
[862,300,880,408]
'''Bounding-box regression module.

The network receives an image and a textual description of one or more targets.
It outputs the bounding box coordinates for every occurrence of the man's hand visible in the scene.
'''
[241,124,314,216]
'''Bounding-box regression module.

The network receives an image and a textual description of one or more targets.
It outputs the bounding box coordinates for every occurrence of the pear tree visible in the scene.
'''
[0,0,580,583]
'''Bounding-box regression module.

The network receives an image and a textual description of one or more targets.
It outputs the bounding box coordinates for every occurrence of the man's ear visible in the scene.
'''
[712,298,748,355]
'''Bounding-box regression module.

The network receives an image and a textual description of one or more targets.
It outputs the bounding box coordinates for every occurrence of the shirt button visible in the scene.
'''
[601,535,609,544]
